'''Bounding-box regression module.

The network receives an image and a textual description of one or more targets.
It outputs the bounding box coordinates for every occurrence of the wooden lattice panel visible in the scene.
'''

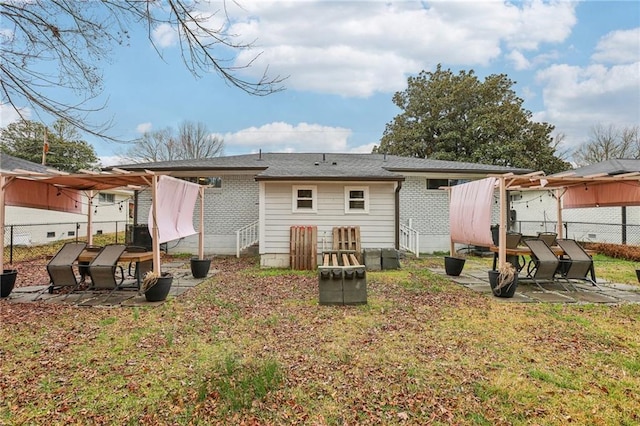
[332,226,361,252]
[289,226,317,270]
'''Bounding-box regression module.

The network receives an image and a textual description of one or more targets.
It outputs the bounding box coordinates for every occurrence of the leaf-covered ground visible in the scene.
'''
[1,256,639,425]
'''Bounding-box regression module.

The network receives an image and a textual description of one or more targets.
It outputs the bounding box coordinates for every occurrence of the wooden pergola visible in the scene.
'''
[451,170,640,269]
[0,168,207,274]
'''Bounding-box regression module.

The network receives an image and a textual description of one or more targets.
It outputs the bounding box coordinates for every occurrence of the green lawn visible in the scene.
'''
[1,255,639,425]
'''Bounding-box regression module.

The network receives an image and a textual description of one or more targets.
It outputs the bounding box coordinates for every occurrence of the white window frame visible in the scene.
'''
[344,186,369,214]
[292,185,317,213]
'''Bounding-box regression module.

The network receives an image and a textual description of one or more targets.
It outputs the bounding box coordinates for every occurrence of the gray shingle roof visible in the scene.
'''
[115,152,531,180]
[0,153,51,173]
[553,159,640,177]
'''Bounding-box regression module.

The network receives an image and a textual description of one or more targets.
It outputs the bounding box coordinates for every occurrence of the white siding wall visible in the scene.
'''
[260,181,396,267]
[5,191,131,246]
[511,190,640,244]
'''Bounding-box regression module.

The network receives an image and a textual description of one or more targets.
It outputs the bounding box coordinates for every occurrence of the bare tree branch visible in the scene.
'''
[1,0,286,140]
[123,120,224,163]
[573,124,639,166]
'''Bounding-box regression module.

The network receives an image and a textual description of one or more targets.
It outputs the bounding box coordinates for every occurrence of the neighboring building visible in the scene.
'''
[510,159,640,244]
[119,153,528,267]
[1,153,132,246]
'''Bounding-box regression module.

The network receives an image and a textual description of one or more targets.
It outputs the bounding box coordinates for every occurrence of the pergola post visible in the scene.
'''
[0,175,5,271]
[151,174,161,274]
[499,176,507,268]
[556,188,564,239]
[198,186,204,260]
[86,190,94,246]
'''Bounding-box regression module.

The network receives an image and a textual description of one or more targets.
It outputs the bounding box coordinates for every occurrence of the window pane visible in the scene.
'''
[349,200,365,209]
[99,193,115,203]
[426,179,448,190]
[297,199,313,209]
[298,189,313,199]
[350,190,365,199]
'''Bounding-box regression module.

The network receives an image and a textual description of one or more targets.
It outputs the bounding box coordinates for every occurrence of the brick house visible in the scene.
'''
[119,153,526,267]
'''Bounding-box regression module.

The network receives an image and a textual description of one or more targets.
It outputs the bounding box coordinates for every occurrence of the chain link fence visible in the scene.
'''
[511,220,640,246]
[3,221,130,263]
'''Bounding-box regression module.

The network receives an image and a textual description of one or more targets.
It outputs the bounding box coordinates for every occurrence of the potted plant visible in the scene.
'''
[444,254,466,276]
[1,269,18,298]
[190,257,211,279]
[488,262,518,298]
[140,271,173,302]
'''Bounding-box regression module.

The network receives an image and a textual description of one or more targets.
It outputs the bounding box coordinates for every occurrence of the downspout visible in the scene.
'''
[395,180,402,250]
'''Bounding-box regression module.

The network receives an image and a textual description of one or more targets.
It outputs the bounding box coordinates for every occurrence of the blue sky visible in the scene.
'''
[2,1,639,167]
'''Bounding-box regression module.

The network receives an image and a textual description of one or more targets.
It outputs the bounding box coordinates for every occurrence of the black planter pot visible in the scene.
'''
[444,256,465,276]
[1,269,18,298]
[488,269,518,298]
[190,258,212,278]
[144,273,173,302]
[636,269,640,283]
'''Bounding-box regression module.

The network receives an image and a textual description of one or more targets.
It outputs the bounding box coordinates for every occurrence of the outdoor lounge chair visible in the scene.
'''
[87,244,126,290]
[556,239,600,289]
[523,239,569,291]
[35,242,87,300]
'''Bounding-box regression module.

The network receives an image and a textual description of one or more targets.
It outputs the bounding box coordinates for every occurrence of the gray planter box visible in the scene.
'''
[363,248,382,271]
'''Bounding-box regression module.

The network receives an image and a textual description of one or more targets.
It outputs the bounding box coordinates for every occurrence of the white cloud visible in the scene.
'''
[592,28,640,65]
[0,103,29,127]
[348,143,377,154]
[535,62,640,149]
[152,23,178,48]
[502,0,576,50]
[219,122,353,153]
[136,122,152,133]
[199,1,578,97]
[99,155,128,167]
[507,50,531,70]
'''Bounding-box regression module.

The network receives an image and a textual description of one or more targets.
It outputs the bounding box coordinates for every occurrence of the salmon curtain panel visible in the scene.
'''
[449,177,496,247]
[563,181,640,208]
[148,175,200,244]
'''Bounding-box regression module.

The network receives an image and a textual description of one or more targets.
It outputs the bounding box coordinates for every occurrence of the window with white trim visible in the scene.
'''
[292,185,317,213]
[98,193,115,203]
[345,186,369,213]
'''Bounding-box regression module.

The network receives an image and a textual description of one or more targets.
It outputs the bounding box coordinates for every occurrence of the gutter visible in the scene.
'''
[254,176,405,182]
[395,180,402,250]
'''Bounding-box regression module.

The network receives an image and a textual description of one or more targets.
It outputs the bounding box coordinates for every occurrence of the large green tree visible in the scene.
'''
[374,65,570,174]
[0,119,98,172]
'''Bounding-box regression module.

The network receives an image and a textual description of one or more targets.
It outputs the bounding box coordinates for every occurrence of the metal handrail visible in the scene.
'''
[399,223,419,257]
[236,220,259,258]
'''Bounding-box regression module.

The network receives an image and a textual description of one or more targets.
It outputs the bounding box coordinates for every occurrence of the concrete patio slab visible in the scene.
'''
[432,266,640,304]
[1,261,216,307]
